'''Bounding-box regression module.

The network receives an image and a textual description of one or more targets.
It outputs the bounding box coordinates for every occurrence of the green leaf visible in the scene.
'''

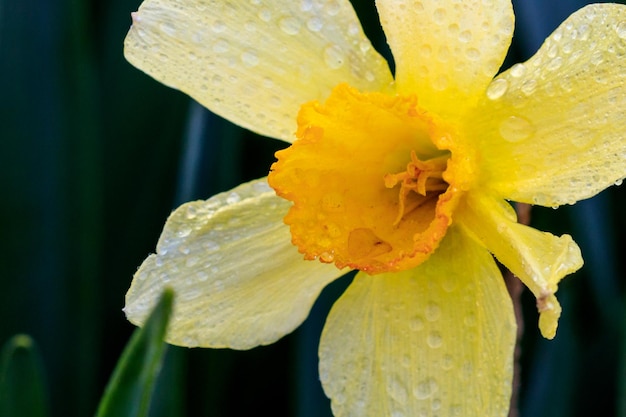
[95,289,174,417]
[0,334,50,417]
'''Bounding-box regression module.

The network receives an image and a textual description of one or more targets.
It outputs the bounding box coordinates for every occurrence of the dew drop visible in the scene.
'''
[433,8,446,24]
[486,78,508,100]
[241,50,259,67]
[197,271,209,281]
[520,78,537,96]
[320,251,335,262]
[258,8,272,22]
[441,354,454,370]
[414,378,439,400]
[425,302,441,322]
[409,316,424,331]
[546,56,563,71]
[499,115,535,142]
[458,30,472,43]
[427,331,443,348]
[324,44,345,69]
[432,74,448,91]
[387,376,408,404]
[307,16,323,32]
[325,0,341,16]
[509,63,526,77]
[212,39,230,53]
[432,398,442,411]
[615,178,623,186]
[465,47,480,60]
[226,192,241,204]
[186,256,199,267]
[279,16,301,35]
[159,22,176,36]
[617,21,626,39]
[300,0,313,12]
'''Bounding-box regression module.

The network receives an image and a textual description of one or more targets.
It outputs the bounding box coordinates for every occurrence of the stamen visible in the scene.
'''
[385,151,449,226]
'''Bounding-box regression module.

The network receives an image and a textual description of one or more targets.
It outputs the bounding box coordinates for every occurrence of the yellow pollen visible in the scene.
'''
[384,151,449,226]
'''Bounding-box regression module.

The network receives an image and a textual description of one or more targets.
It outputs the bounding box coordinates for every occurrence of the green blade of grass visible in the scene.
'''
[95,289,174,417]
[0,334,50,417]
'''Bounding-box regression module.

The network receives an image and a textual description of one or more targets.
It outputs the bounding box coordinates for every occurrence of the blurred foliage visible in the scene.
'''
[0,335,50,417]
[95,289,173,417]
[0,0,623,416]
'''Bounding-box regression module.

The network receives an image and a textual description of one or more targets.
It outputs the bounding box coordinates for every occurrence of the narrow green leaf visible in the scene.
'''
[0,334,50,417]
[95,289,174,417]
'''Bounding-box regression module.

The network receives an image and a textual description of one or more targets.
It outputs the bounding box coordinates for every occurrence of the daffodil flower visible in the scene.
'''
[123,0,626,415]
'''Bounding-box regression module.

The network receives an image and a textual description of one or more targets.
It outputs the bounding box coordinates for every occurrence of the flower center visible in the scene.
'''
[384,151,449,226]
[268,84,461,274]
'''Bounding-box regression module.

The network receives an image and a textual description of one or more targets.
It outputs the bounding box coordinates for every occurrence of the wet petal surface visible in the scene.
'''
[125,178,343,349]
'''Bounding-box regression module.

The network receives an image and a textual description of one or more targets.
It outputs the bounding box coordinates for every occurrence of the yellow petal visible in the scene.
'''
[376,0,513,116]
[124,0,394,142]
[470,4,626,206]
[125,178,343,349]
[319,226,515,417]
[456,192,583,339]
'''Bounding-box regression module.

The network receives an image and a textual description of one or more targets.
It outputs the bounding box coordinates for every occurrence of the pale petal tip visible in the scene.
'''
[537,294,562,339]
[131,11,141,24]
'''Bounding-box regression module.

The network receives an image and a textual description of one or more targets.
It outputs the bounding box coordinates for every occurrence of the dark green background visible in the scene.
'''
[1,0,624,416]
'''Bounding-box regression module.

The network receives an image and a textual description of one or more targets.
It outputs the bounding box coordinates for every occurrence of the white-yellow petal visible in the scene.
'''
[124,0,394,142]
[125,178,344,349]
[470,4,626,206]
[376,0,513,117]
[319,226,515,417]
[457,192,583,339]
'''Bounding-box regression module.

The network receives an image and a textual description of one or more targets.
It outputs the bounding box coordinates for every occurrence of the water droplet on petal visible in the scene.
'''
[241,50,259,67]
[226,192,241,204]
[409,316,424,331]
[319,251,334,262]
[212,39,230,53]
[499,115,535,142]
[325,0,341,16]
[521,78,537,96]
[458,30,472,43]
[425,302,441,322]
[433,8,446,24]
[616,21,626,39]
[465,48,480,60]
[414,378,439,400]
[427,331,443,348]
[323,44,345,69]
[258,8,272,22]
[486,78,508,100]
[386,376,408,404]
[307,17,323,32]
[509,63,526,77]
